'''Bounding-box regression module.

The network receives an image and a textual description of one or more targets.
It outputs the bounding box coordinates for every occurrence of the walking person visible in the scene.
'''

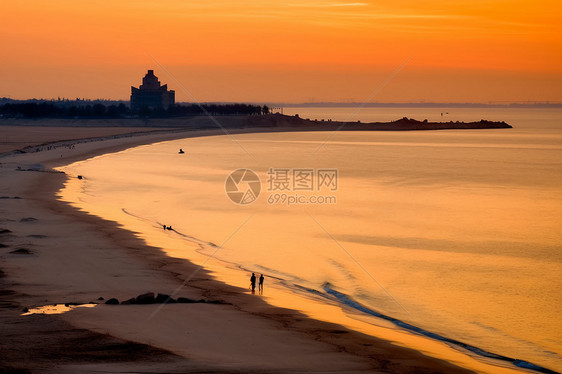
[258,274,264,294]
[250,273,256,294]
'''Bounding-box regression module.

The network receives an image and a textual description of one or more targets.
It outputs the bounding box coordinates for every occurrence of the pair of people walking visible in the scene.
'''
[250,272,264,294]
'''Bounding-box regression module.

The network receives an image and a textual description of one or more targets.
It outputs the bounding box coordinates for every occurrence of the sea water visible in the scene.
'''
[58,107,562,372]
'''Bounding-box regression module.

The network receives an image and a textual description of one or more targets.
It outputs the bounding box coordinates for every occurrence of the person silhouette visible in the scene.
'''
[250,273,256,294]
[258,274,264,294]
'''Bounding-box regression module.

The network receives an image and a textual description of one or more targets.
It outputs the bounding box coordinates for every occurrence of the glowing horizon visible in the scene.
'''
[2,0,561,103]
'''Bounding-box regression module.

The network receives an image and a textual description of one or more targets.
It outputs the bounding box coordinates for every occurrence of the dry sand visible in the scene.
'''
[0,122,523,373]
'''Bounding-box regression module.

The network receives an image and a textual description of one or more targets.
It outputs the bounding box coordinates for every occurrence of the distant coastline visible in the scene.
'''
[272,102,562,109]
[248,113,512,130]
[0,113,512,132]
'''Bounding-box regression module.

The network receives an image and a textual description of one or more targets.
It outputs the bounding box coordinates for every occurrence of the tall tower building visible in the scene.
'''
[130,70,175,111]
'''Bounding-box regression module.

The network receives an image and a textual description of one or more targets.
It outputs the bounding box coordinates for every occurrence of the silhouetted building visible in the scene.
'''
[130,70,175,110]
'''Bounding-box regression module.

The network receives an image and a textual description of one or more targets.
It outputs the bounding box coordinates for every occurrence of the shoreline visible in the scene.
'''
[0,124,527,373]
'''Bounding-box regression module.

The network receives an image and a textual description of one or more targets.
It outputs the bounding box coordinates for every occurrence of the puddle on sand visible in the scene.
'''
[22,303,97,315]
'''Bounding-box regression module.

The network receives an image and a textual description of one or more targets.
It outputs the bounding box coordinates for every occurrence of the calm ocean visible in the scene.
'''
[59,107,562,372]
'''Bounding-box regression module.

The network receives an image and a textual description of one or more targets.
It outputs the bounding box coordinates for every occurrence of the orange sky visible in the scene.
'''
[2,0,561,102]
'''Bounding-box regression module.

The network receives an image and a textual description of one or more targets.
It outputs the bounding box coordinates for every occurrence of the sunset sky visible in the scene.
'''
[2,0,561,103]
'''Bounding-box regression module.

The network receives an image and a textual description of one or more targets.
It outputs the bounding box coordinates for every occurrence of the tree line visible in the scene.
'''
[167,103,268,116]
[0,102,269,118]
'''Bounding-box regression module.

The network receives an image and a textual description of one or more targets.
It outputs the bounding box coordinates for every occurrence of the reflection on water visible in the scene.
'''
[57,108,562,372]
[23,303,97,315]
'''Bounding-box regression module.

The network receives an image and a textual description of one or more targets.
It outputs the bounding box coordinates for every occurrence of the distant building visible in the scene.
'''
[130,70,175,111]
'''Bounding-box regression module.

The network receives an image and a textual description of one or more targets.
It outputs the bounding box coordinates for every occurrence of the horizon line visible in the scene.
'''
[1,97,562,107]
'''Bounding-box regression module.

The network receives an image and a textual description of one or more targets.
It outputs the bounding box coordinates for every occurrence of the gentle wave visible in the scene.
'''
[322,284,560,374]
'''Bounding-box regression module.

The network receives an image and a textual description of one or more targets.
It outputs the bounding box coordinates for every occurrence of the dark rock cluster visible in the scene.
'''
[104,292,224,305]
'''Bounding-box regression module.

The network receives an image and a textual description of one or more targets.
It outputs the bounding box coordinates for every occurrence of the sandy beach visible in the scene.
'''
[0,121,530,373]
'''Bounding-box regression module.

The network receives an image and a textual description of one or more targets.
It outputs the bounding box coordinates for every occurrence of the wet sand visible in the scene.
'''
[0,121,522,373]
